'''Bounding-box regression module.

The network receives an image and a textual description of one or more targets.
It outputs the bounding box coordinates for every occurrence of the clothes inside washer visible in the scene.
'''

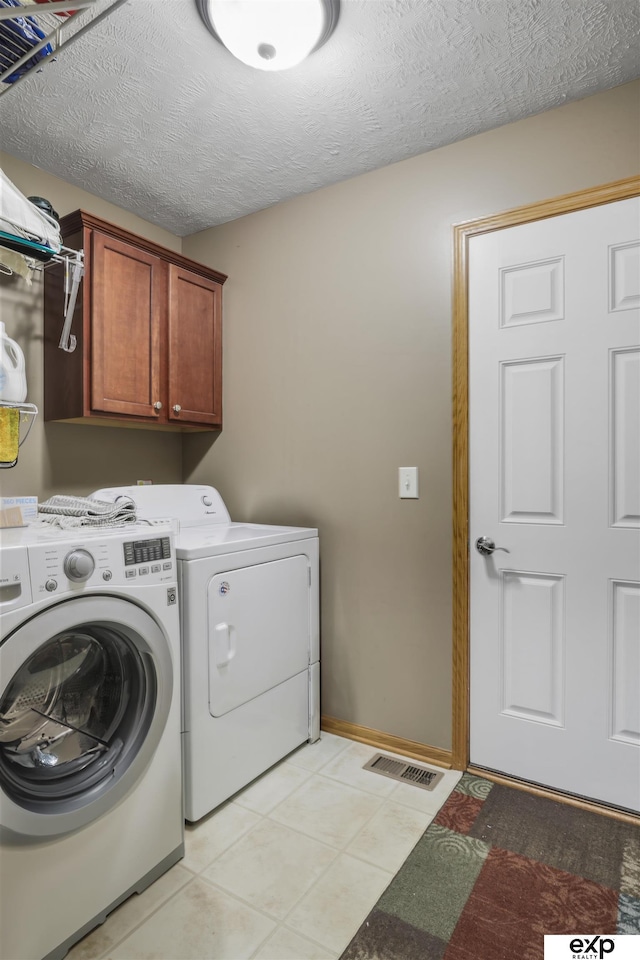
[0,634,108,769]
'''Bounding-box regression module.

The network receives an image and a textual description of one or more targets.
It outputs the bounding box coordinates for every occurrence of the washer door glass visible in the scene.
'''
[0,623,156,812]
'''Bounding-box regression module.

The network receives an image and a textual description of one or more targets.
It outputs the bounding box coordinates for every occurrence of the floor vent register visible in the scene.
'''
[362,753,444,791]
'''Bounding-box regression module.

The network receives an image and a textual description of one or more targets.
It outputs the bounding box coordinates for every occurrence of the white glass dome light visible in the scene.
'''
[196,0,340,72]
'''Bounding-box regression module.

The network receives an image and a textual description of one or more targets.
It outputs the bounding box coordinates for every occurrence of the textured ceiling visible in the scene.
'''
[0,0,638,236]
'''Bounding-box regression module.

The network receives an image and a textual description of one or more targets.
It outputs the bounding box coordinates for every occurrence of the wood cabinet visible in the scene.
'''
[44,210,226,431]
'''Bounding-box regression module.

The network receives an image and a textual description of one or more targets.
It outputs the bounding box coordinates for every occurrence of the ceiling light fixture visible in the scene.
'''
[195,0,340,72]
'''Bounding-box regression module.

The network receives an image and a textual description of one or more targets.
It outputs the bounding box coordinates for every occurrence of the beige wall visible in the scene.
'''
[0,151,183,500]
[1,83,638,751]
[182,81,640,750]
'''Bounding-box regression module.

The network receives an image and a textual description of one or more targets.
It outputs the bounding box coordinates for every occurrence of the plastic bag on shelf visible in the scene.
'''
[32,0,75,18]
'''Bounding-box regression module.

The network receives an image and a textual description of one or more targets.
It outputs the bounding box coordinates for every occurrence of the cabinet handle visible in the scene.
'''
[173,404,181,414]
[153,401,163,411]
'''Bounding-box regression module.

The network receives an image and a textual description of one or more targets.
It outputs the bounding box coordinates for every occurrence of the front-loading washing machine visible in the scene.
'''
[93,485,319,823]
[0,522,183,960]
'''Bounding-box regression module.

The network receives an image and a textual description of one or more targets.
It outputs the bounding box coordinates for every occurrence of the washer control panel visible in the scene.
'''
[26,529,175,595]
[124,537,171,566]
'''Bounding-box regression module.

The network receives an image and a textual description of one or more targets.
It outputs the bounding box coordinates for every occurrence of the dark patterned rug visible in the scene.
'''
[341,773,640,960]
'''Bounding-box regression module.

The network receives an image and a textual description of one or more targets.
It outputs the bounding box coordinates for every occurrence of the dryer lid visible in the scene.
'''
[92,485,318,557]
[92,484,231,528]
[175,522,318,560]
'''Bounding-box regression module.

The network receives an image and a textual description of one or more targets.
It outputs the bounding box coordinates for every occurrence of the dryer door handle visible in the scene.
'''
[213,622,236,668]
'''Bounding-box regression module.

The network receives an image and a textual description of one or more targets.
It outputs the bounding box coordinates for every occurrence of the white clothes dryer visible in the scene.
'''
[94,485,320,823]
[0,522,183,960]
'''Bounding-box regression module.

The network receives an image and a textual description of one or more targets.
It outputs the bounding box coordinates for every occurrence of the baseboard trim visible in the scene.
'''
[321,716,453,769]
[467,765,640,825]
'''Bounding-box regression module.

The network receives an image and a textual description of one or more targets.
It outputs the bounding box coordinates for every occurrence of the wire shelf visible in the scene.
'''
[1,164,85,351]
[0,0,128,97]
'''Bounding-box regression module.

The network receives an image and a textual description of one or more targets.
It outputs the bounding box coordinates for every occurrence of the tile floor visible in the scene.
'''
[67,734,462,960]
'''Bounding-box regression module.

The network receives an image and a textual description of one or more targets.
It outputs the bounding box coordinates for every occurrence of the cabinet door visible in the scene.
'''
[91,231,165,419]
[168,265,222,425]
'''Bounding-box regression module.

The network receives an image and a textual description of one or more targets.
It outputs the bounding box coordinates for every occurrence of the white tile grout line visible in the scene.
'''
[249,922,340,960]
[101,786,461,958]
[250,775,462,958]
[95,776,391,960]
[258,772,462,955]
[199,770,463,957]
[232,764,316,816]
[93,741,461,959]
[98,814,454,958]
[192,842,394,957]
[94,872,196,960]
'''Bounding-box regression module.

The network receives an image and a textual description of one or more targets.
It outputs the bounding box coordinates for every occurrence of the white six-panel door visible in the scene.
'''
[469,197,640,811]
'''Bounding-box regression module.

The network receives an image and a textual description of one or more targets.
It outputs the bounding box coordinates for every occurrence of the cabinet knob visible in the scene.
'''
[153,401,163,411]
[173,404,181,414]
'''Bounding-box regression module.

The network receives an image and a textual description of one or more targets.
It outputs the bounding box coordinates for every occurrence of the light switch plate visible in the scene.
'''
[399,466,419,498]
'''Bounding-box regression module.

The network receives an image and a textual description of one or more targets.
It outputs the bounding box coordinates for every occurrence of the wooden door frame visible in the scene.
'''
[451,174,640,773]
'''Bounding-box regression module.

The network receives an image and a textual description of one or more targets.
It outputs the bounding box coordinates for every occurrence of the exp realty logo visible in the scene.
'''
[545,935,638,960]
[569,937,614,959]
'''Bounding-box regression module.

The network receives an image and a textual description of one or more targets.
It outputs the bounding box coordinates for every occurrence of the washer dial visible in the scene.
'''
[63,549,95,582]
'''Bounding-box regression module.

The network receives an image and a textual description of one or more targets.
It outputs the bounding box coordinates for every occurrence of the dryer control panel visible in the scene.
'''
[92,484,232,527]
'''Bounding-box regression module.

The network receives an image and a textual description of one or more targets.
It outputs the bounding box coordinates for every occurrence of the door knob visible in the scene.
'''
[475,536,510,556]
[173,404,181,414]
[153,401,163,411]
